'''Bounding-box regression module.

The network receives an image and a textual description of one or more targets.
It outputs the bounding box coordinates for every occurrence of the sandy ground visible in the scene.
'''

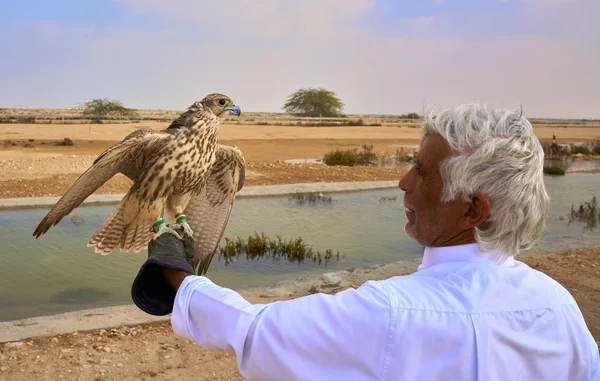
[0,149,406,199]
[0,121,599,379]
[0,246,598,380]
[2,121,600,142]
[1,122,599,199]
[0,122,420,199]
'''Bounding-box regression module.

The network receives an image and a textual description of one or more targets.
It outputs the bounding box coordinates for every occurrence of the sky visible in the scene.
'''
[0,0,598,119]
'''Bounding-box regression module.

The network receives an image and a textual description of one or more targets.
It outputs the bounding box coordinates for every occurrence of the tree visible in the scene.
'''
[283,88,344,117]
[82,98,138,116]
[399,112,421,120]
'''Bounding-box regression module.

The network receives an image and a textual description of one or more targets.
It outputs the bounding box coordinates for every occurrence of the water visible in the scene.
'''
[544,158,600,173]
[1,173,599,321]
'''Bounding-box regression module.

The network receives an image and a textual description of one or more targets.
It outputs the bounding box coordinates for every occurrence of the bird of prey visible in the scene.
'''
[33,93,245,275]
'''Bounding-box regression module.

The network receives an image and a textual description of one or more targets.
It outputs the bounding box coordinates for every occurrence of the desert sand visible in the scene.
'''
[1,121,600,199]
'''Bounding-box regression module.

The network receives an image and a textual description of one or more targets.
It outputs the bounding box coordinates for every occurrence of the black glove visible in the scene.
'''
[131,225,196,316]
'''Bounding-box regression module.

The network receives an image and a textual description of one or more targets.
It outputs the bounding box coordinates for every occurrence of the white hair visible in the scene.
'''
[421,103,550,261]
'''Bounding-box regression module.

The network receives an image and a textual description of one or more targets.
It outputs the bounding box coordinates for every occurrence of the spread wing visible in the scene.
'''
[33,128,166,238]
[183,145,246,274]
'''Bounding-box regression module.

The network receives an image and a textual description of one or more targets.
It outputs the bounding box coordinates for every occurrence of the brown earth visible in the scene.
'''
[0,246,598,381]
[2,121,600,143]
[1,121,600,199]
[0,122,421,199]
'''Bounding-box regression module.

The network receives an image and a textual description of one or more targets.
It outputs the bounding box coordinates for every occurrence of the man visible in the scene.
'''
[131,103,599,380]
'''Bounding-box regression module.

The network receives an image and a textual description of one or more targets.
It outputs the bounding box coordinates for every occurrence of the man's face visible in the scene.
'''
[398,135,474,247]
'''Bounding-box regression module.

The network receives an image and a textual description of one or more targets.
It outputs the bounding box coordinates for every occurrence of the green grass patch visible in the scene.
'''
[218,232,339,266]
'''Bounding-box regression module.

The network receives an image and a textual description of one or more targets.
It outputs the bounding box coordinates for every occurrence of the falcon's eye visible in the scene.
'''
[218,99,227,106]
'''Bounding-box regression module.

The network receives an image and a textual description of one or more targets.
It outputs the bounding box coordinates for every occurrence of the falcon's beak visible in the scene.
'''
[228,104,241,117]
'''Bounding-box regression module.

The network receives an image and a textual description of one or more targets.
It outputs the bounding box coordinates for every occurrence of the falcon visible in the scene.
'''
[33,93,245,275]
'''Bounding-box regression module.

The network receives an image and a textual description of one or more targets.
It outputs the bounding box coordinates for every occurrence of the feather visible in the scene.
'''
[183,145,246,274]
[33,128,163,239]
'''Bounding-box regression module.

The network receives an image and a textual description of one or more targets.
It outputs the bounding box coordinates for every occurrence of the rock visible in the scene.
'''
[103,347,111,353]
[321,272,344,284]
[1,366,7,372]
[51,338,58,344]
[5,342,24,349]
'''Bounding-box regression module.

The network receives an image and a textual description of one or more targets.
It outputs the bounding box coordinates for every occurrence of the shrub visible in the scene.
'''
[55,137,74,146]
[568,196,598,232]
[572,144,591,155]
[323,149,358,166]
[543,166,565,175]
[323,144,379,166]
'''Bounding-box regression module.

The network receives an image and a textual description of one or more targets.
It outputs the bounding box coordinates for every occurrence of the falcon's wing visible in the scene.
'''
[33,128,166,238]
[183,145,246,274]
[166,102,201,131]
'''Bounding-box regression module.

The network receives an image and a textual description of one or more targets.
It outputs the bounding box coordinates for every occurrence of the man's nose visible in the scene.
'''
[398,164,418,192]
[398,171,410,192]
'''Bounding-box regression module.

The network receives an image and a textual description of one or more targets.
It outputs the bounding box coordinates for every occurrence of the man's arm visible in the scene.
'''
[162,267,190,290]
[168,271,392,381]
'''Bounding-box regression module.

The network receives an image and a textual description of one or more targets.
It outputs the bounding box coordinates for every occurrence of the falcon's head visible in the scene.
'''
[199,93,241,118]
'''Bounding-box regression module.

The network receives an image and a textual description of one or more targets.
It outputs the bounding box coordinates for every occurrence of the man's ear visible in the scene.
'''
[458,193,490,230]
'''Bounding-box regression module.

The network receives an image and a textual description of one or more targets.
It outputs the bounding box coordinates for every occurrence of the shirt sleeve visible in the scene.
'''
[171,275,392,381]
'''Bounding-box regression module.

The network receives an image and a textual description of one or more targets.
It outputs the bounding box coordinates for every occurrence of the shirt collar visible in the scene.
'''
[418,242,515,271]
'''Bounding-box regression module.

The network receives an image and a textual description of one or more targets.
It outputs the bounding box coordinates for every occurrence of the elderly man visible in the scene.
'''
[131,103,599,380]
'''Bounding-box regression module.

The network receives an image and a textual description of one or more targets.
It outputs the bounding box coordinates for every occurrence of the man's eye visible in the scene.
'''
[413,159,423,176]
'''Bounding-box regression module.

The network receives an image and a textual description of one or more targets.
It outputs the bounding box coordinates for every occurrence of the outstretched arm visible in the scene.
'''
[134,230,392,380]
[167,271,392,381]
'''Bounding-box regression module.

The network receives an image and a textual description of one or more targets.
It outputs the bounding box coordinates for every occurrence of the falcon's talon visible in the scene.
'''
[181,221,194,238]
[172,221,194,238]
[174,215,194,238]
[152,223,184,240]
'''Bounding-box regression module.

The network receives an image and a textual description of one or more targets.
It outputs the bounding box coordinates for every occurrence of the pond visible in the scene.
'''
[1,173,599,321]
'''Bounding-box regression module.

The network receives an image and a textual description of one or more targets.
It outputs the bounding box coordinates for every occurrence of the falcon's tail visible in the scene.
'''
[87,194,163,255]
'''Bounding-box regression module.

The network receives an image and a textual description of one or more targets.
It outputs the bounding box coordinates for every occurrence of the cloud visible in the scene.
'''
[0,0,598,118]
[418,16,436,25]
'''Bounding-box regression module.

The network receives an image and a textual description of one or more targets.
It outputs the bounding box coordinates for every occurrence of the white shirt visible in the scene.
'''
[171,243,599,380]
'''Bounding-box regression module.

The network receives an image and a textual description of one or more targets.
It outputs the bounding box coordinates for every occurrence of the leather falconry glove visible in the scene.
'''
[131,224,195,316]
